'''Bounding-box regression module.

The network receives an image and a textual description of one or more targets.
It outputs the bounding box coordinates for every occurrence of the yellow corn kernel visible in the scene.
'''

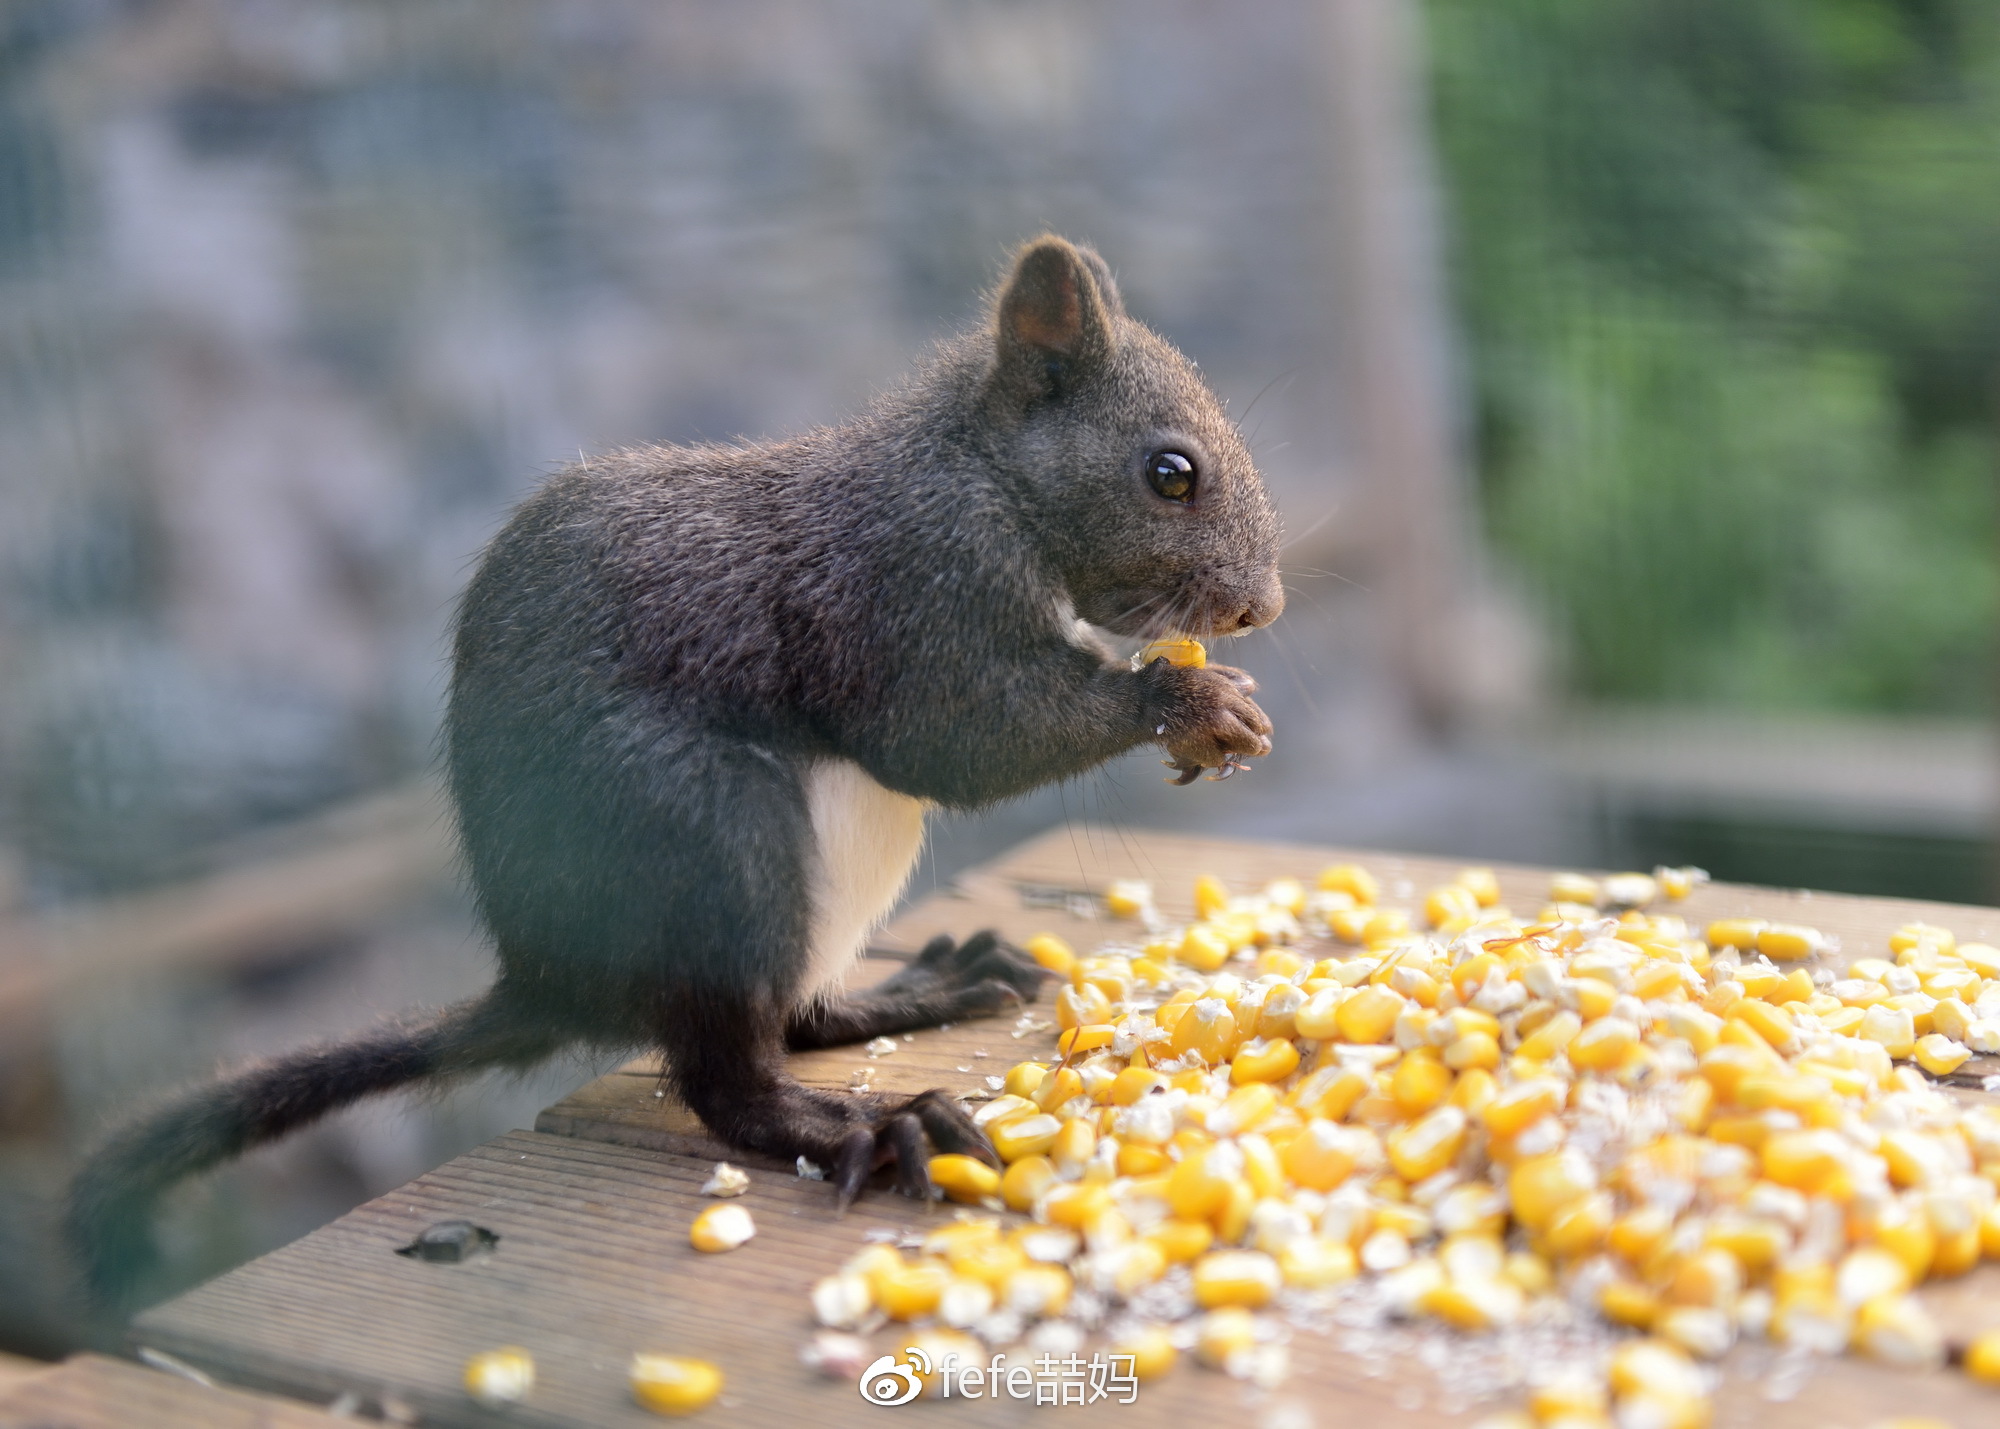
[1444,1031,1502,1073]
[1335,986,1405,1044]
[1516,1010,1583,1062]
[1361,909,1415,949]
[1456,866,1502,907]
[1001,1062,1048,1099]
[1103,878,1152,919]
[1755,923,1824,961]
[1177,924,1231,973]
[1193,1249,1282,1309]
[1965,1327,2000,1384]
[1854,1293,1944,1369]
[1114,1143,1168,1177]
[1705,917,1765,950]
[1510,1149,1596,1233]
[1107,1067,1166,1107]
[927,1154,1001,1205]
[1872,1200,1938,1280]
[1239,1134,1285,1199]
[1859,1004,1918,1058]
[1728,999,1800,1056]
[1277,1236,1357,1288]
[1195,1306,1258,1368]
[1190,872,1230,921]
[1167,1146,1237,1220]
[1042,1181,1114,1232]
[1545,1191,1614,1260]
[1048,1117,1097,1174]
[1256,983,1307,1038]
[1328,906,1373,943]
[1528,1373,1609,1422]
[1607,1205,1674,1266]
[1171,997,1236,1065]
[1568,1016,1640,1072]
[1025,934,1076,977]
[998,1155,1056,1212]
[688,1202,756,1252]
[1981,1201,2000,1258]
[1656,866,1705,900]
[1549,872,1601,906]
[1697,1041,1784,1100]
[1665,1248,1742,1309]
[1958,942,2000,977]
[1291,986,1346,1040]
[1704,1216,1785,1274]
[1423,1276,1526,1331]
[1484,1078,1563,1139]
[1387,1105,1468,1183]
[1212,1178,1254,1243]
[1148,1217,1215,1264]
[1057,1024,1115,1056]
[1601,1279,1661,1329]
[464,1348,535,1407]
[990,1112,1061,1164]
[1032,1066,1084,1111]
[629,1354,723,1416]
[1055,981,1112,1032]
[1318,863,1380,904]
[1292,1065,1370,1123]
[1913,1033,1970,1076]
[1276,1119,1362,1191]
[1770,968,1816,1004]
[876,1258,952,1320]
[1111,1326,1178,1382]
[1391,1049,1455,1116]
[1230,1037,1301,1085]
[1209,1082,1278,1138]
[1002,1263,1072,1319]
[1138,637,1207,670]
[1891,922,1956,956]
[1426,883,1481,929]
[1505,1249,1553,1296]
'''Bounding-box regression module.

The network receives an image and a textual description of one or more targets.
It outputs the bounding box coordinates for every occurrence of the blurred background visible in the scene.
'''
[1,0,1995,1355]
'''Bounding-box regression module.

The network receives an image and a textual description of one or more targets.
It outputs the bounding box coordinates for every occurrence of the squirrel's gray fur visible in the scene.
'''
[68,236,1282,1305]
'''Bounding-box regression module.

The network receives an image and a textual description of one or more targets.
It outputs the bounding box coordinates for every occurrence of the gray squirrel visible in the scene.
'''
[68,235,1282,1302]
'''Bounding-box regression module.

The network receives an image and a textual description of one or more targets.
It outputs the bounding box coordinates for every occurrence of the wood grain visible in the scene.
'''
[135,827,2000,1425]
[0,1353,342,1428]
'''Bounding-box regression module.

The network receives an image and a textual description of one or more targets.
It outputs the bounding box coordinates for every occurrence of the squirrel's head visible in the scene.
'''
[977,235,1283,641]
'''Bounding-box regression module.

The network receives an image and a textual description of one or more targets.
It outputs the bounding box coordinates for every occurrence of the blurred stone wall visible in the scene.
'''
[0,0,1350,903]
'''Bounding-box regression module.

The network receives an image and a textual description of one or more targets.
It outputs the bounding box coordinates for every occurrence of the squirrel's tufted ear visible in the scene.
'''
[992,236,1121,390]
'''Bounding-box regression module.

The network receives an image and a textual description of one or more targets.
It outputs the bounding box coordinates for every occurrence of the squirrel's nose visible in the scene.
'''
[1232,575,1285,631]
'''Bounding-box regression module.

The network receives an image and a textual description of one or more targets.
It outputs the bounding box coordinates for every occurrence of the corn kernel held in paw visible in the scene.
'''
[1136,637,1207,669]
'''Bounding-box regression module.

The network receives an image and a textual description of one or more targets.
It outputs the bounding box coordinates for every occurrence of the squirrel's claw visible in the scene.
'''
[1208,753,1251,781]
[1163,758,1204,786]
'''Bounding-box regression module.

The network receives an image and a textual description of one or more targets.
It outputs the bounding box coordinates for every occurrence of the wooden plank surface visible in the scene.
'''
[137,826,2000,1425]
[0,1352,343,1428]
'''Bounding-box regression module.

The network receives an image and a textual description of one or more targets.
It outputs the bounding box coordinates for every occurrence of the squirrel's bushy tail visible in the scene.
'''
[67,990,559,1306]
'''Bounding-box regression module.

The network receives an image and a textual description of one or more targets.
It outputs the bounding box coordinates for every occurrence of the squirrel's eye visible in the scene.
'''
[1146,450,1197,503]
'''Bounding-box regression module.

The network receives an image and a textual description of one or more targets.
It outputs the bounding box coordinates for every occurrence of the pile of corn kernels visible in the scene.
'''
[807,861,2000,1426]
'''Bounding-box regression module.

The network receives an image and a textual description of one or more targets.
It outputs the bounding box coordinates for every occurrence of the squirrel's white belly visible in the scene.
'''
[802,759,927,1000]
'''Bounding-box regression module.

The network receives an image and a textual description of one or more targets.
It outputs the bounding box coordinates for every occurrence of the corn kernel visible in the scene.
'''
[1528,1373,1609,1422]
[1279,1235,1358,1287]
[927,1155,1001,1205]
[1112,1326,1178,1381]
[990,1113,1061,1163]
[1192,1248,1282,1308]
[1913,1033,1970,1076]
[1230,1037,1300,1084]
[1104,879,1152,918]
[1178,924,1230,972]
[1755,923,1824,962]
[1860,1004,1917,1058]
[1000,1154,1056,1210]
[1516,1010,1583,1061]
[1333,985,1404,1043]
[1318,863,1379,904]
[1854,1293,1944,1368]
[1510,1150,1597,1232]
[876,1258,952,1320]
[1423,1275,1525,1330]
[1600,1279,1661,1329]
[1568,1016,1640,1072]
[1485,1078,1563,1138]
[1055,981,1113,1031]
[1728,999,1801,1057]
[1387,1104,1469,1182]
[1171,997,1236,1064]
[464,1348,535,1407]
[688,1202,756,1252]
[1549,872,1601,906]
[630,1354,723,1416]
[1148,1217,1215,1263]
[1426,883,1481,929]
[1964,1327,2000,1384]
[1025,934,1076,977]
[1003,1263,1072,1318]
[1195,1306,1258,1368]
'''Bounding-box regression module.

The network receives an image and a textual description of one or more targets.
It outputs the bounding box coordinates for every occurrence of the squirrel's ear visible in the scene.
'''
[992,236,1121,389]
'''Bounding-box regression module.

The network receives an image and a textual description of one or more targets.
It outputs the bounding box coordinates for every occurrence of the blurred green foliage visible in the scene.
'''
[1428,0,2000,712]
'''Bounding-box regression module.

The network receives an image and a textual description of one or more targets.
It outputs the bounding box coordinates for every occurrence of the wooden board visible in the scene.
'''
[135,827,2000,1426]
[0,1352,342,1428]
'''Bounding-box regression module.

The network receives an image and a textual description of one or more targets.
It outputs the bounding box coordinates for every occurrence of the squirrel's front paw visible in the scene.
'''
[1152,663,1273,781]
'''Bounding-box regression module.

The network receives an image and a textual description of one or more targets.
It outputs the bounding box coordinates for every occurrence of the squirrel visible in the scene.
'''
[67,235,1282,1304]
